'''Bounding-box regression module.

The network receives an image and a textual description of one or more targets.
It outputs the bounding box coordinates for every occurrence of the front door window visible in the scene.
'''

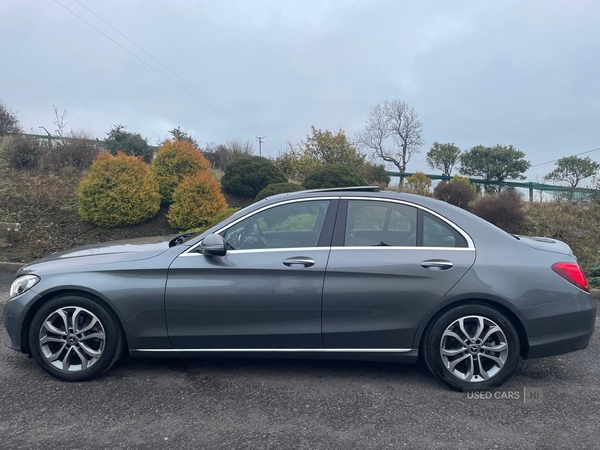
[224,200,331,250]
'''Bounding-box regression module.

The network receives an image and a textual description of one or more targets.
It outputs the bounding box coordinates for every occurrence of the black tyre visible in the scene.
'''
[423,303,520,391]
[29,294,124,381]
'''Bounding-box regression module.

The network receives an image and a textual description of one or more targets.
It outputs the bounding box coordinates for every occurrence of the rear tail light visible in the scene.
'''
[551,262,590,293]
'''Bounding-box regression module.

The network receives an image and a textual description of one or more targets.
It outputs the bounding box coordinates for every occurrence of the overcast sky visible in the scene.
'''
[1,0,599,179]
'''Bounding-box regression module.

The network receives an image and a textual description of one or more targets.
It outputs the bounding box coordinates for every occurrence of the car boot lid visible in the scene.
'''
[517,235,574,257]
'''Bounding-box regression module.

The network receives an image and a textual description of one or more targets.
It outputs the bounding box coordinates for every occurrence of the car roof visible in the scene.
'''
[257,186,438,205]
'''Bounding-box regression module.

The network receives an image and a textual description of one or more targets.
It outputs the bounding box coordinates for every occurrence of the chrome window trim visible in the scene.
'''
[342,196,475,249]
[181,197,339,256]
[179,247,328,256]
[179,245,474,257]
[180,194,475,257]
[330,246,475,252]
[132,348,414,353]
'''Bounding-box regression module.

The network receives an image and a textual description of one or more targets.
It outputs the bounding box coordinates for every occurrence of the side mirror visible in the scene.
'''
[200,233,227,256]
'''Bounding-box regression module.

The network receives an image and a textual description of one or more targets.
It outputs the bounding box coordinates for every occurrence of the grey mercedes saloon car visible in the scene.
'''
[3,187,596,391]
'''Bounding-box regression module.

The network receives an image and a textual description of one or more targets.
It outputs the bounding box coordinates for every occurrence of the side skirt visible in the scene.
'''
[129,348,419,363]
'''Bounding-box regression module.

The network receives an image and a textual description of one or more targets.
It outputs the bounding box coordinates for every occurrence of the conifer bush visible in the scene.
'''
[255,182,304,201]
[77,151,161,227]
[404,172,432,196]
[221,156,287,198]
[168,171,228,230]
[152,139,210,203]
[183,208,239,233]
[303,164,366,189]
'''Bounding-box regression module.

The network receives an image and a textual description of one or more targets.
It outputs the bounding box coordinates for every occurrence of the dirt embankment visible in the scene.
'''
[0,165,254,264]
[0,168,176,263]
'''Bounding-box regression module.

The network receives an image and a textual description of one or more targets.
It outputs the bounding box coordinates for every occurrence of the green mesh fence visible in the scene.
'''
[387,172,599,201]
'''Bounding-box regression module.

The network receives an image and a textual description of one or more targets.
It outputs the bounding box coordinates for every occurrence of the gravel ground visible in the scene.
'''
[1,270,599,450]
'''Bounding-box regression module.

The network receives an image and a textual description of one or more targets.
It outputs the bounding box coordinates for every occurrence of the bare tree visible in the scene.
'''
[357,103,388,162]
[357,99,423,176]
[41,106,100,170]
[52,105,68,137]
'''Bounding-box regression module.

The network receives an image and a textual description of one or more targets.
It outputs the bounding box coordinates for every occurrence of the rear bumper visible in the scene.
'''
[519,291,597,359]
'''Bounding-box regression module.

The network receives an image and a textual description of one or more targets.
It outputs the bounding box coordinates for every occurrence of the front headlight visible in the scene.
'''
[9,275,40,298]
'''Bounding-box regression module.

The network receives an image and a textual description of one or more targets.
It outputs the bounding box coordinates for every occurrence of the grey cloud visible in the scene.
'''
[1,0,598,172]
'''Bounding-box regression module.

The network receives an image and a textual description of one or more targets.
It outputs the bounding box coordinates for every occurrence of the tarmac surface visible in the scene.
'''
[1,270,599,449]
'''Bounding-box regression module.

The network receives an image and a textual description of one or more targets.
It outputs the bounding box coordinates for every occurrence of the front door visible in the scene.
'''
[166,199,337,349]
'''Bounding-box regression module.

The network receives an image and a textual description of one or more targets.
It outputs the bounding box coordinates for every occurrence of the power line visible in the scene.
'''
[530,146,600,168]
[269,137,289,146]
[528,146,600,171]
[72,0,264,137]
[53,0,258,137]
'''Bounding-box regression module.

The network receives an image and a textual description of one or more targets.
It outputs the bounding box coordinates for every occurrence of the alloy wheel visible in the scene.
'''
[38,306,106,372]
[440,315,508,383]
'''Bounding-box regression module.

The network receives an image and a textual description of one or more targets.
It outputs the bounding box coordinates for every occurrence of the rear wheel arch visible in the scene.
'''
[20,289,128,354]
[417,298,529,358]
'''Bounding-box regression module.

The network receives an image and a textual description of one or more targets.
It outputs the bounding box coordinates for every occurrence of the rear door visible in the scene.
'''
[322,198,476,350]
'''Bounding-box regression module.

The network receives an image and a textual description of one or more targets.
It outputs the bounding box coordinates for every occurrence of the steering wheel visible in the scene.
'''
[252,222,269,247]
[253,222,269,247]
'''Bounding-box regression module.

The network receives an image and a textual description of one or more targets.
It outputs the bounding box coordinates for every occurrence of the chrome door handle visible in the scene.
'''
[420,259,453,270]
[283,257,315,267]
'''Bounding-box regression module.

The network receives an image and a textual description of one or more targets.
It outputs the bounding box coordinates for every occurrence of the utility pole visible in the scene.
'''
[256,136,264,157]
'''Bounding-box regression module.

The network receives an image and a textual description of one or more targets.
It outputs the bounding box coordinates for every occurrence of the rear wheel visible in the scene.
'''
[29,294,123,381]
[423,303,520,391]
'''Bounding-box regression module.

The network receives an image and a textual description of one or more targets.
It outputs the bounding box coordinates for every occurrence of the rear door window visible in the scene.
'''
[422,212,468,248]
[344,200,417,247]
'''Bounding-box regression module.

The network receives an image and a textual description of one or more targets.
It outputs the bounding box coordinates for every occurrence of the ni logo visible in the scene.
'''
[523,387,543,404]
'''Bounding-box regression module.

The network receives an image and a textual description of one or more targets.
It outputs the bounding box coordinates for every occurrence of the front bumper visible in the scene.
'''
[519,290,597,359]
[3,331,19,351]
[3,287,40,353]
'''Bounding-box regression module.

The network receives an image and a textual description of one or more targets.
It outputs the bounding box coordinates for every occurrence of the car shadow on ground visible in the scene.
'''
[2,346,591,397]
[98,348,592,391]
[108,354,438,383]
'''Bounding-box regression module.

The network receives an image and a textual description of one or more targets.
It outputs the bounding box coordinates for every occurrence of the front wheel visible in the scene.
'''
[29,294,123,381]
[423,303,520,391]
